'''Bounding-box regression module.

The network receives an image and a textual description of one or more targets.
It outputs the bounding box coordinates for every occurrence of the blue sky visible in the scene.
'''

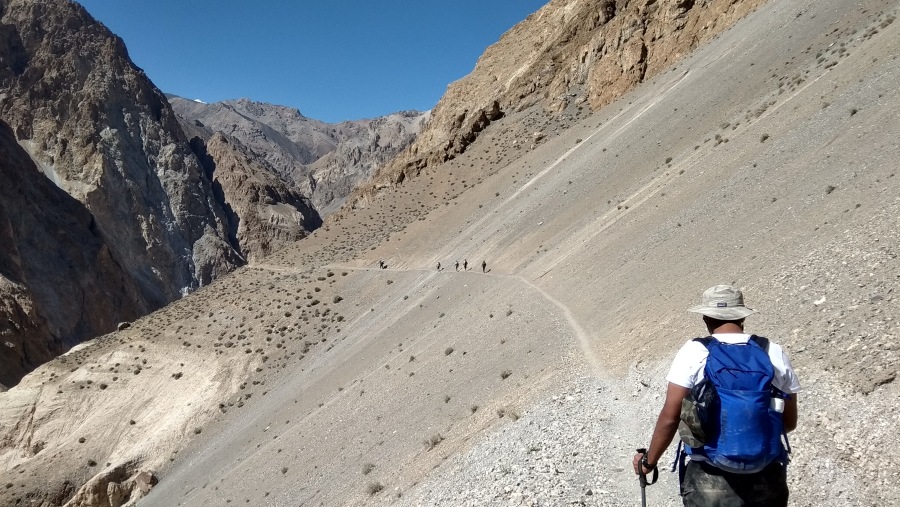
[76,1,548,123]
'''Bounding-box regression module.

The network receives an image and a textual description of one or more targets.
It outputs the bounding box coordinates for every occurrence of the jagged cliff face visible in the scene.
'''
[0,120,151,387]
[169,97,428,213]
[0,0,243,386]
[361,0,766,195]
[308,110,429,215]
[192,133,322,263]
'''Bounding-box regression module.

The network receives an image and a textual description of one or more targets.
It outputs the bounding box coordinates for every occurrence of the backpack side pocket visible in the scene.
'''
[678,393,706,447]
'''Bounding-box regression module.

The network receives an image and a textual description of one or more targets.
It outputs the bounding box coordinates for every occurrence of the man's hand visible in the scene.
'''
[632,451,655,476]
[633,383,690,476]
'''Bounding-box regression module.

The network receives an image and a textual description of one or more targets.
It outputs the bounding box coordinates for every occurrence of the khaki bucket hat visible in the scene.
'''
[687,284,757,320]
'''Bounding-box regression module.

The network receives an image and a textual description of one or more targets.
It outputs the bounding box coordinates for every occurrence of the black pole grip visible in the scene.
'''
[636,448,659,486]
[636,448,648,487]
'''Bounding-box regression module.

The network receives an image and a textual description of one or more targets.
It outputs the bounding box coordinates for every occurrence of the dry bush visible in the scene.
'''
[496,406,521,421]
[423,433,444,451]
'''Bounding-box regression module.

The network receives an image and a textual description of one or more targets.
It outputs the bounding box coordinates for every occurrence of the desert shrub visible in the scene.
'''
[423,433,444,451]
[497,406,521,420]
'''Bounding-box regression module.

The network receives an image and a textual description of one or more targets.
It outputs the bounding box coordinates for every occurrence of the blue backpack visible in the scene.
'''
[683,335,790,473]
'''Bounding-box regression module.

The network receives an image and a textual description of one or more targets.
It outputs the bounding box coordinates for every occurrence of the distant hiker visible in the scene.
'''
[378,260,384,269]
[481,260,487,273]
[463,259,468,271]
[436,262,441,271]
[455,261,459,271]
[633,285,800,507]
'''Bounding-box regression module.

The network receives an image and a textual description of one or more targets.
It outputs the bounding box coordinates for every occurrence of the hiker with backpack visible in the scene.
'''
[633,284,800,506]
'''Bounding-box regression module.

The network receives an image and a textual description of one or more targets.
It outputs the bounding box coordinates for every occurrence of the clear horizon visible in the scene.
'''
[76,1,548,123]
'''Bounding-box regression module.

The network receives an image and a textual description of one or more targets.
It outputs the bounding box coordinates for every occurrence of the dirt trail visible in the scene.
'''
[251,261,603,372]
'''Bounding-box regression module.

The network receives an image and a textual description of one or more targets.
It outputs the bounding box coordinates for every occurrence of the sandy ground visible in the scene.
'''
[2,0,899,505]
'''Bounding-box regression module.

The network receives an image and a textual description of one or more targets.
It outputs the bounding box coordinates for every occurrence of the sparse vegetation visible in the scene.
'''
[423,433,444,451]
[362,463,375,475]
[366,482,384,495]
[497,406,521,420]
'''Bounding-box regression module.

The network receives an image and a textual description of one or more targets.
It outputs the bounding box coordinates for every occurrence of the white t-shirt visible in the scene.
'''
[666,333,801,394]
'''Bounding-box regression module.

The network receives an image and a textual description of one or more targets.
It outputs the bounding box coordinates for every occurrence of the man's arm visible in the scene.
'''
[633,382,690,474]
[783,393,798,433]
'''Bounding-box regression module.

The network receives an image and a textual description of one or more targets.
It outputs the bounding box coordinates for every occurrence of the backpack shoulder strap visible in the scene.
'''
[692,336,714,348]
[749,335,770,352]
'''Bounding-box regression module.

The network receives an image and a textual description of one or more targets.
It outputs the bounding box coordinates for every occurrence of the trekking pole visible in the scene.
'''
[636,448,658,507]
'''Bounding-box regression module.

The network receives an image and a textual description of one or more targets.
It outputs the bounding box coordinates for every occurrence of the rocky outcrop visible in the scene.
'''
[192,133,322,262]
[0,0,243,385]
[307,110,429,215]
[63,465,156,507]
[354,0,766,199]
[170,97,427,213]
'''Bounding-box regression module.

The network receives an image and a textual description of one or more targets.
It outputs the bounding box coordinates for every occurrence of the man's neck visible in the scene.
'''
[710,323,744,334]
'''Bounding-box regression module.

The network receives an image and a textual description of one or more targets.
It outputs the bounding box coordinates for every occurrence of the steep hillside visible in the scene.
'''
[143,0,900,503]
[2,0,899,506]
[169,96,427,213]
[349,0,767,204]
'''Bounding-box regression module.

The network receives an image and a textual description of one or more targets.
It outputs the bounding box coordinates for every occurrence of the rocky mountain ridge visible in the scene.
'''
[169,96,428,214]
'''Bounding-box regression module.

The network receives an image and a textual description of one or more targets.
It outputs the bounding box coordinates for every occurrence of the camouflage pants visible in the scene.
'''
[681,461,788,507]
